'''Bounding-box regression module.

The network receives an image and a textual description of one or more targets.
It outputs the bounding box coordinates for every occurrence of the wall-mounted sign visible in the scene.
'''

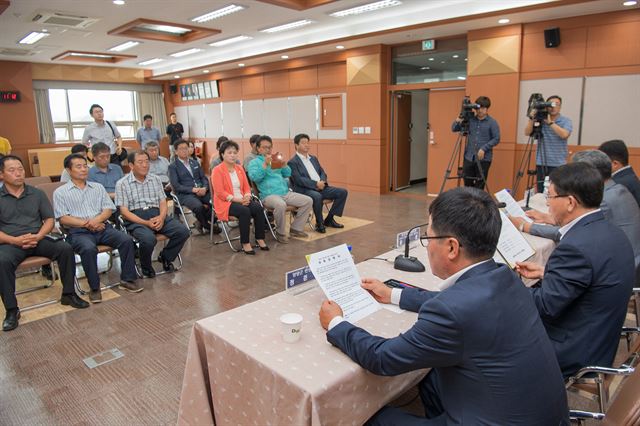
[180,81,219,101]
[421,39,436,51]
[0,91,20,103]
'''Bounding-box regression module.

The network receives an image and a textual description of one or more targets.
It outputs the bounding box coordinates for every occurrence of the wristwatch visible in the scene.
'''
[518,222,525,232]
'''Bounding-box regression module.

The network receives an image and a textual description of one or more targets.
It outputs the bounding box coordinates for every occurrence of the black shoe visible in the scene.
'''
[242,249,256,255]
[2,309,20,332]
[258,245,270,251]
[60,294,90,309]
[324,218,344,228]
[141,267,156,278]
[315,223,326,233]
[157,254,175,272]
[211,223,222,235]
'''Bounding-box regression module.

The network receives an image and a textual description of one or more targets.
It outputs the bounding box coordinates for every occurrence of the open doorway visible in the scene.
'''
[390,89,429,194]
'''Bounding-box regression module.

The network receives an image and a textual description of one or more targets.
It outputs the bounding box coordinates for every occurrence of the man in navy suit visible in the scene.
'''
[516,162,635,378]
[319,187,568,425]
[168,139,212,233]
[599,139,640,207]
[288,133,348,233]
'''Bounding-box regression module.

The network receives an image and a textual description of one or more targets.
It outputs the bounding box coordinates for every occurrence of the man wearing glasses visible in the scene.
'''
[318,187,568,425]
[515,162,634,378]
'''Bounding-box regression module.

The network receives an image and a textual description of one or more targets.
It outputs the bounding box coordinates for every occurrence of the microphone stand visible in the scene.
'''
[394,223,428,273]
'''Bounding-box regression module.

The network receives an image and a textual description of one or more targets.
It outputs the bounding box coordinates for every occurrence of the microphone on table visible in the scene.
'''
[394,223,428,273]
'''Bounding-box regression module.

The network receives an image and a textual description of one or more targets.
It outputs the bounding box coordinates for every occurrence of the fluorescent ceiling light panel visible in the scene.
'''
[138,23,191,35]
[209,35,252,47]
[109,41,140,52]
[19,31,50,45]
[70,52,113,58]
[170,48,203,58]
[138,58,164,65]
[330,0,402,18]
[192,4,245,23]
[261,20,313,33]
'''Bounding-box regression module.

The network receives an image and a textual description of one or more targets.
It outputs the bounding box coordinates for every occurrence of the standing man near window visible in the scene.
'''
[136,114,161,150]
[82,104,127,165]
[524,95,573,193]
[166,113,184,159]
[451,96,500,189]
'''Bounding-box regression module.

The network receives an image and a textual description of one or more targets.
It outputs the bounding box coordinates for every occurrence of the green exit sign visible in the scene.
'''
[421,39,436,51]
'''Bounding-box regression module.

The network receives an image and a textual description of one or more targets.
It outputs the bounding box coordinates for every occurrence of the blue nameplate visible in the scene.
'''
[285,266,316,291]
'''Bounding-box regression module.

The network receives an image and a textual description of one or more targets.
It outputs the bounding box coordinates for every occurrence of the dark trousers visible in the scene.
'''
[536,165,557,193]
[178,192,211,229]
[302,186,348,225]
[0,239,77,311]
[228,200,266,244]
[365,370,445,426]
[462,159,491,189]
[67,224,137,290]
[125,209,190,270]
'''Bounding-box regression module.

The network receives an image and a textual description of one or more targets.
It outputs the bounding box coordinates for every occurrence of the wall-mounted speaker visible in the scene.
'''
[170,84,178,94]
[544,27,561,48]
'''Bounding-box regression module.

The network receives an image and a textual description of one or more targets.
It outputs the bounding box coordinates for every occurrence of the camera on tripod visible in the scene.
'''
[458,96,480,127]
[527,93,558,123]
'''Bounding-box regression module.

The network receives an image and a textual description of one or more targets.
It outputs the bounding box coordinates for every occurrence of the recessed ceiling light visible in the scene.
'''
[441,60,445,63]
[336,45,345,49]
[623,0,637,5]
[174,75,180,79]
[464,58,468,61]
[138,58,164,66]
[69,52,113,58]
[109,41,140,52]
[138,23,191,35]
[170,48,203,58]
[113,0,125,5]
[281,55,289,59]
[330,0,402,18]
[209,35,252,47]
[420,66,430,70]
[261,20,313,33]
[457,76,466,80]
[428,57,434,61]
[18,31,50,45]
[191,4,245,23]
[498,18,510,24]
[203,70,209,73]
[452,54,459,58]
[238,63,245,67]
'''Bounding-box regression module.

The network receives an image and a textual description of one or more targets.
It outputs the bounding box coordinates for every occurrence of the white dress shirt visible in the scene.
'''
[296,152,321,182]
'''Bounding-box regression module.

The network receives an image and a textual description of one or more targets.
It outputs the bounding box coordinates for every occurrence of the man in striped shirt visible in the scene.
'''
[54,154,142,303]
[116,150,190,277]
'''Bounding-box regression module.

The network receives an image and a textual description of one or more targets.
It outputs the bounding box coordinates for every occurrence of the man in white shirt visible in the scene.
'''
[81,104,126,164]
[288,133,348,233]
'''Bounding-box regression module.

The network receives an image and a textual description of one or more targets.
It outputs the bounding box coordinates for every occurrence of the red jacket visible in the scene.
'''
[211,162,251,221]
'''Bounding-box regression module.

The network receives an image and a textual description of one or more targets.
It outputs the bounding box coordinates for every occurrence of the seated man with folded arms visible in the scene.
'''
[515,162,635,378]
[0,156,88,331]
[599,139,640,207]
[116,151,190,277]
[61,144,93,183]
[247,135,313,243]
[145,141,170,186]
[88,142,123,200]
[319,187,568,425]
[288,133,348,233]
[168,139,213,234]
[54,154,142,303]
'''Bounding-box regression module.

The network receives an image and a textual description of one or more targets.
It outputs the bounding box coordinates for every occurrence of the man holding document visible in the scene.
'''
[318,188,568,425]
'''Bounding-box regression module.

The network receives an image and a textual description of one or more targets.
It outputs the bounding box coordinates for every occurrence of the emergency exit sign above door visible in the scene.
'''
[421,39,436,51]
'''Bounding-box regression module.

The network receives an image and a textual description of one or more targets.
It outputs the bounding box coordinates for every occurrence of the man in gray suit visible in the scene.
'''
[511,150,640,270]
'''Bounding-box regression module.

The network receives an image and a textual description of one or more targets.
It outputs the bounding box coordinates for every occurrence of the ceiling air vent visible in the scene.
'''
[32,11,99,29]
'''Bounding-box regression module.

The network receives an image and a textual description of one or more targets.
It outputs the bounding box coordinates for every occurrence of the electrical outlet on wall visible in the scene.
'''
[352,127,359,134]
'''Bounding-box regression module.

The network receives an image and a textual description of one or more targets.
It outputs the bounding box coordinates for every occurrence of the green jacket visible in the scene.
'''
[247,155,292,198]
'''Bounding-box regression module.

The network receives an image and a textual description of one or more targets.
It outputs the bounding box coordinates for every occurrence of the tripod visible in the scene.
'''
[512,122,548,210]
[439,123,491,194]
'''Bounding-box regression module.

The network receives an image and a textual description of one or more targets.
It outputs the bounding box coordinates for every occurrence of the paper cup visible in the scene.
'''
[280,313,303,343]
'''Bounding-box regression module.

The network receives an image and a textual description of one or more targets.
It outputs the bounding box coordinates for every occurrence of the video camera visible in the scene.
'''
[527,93,557,123]
[458,96,480,126]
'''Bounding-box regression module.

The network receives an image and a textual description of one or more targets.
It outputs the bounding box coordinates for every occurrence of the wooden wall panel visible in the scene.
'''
[521,28,587,73]
[264,70,289,93]
[346,84,381,140]
[344,144,380,193]
[220,78,242,99]
[467,35,520,76]
[586,21,640,68]
[317,142,347,185]
[289,67,318,91]
[318,63,346,88]
[31,63,147,83]
[241,75,265,96]
[347,54,381,85]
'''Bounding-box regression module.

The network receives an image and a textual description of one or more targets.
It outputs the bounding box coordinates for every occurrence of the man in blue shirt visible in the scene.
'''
[88,142,124,199]
[524,95,573,192]
[451,96,500,189]
[136,114,162,150]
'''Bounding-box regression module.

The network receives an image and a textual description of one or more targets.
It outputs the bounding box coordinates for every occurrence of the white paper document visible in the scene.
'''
[495,189,533,223]
[496,210,536,268]
[307,244,380,323]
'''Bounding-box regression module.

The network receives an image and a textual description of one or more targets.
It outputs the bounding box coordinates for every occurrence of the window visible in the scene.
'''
[391,36,467,85]
[48,89,139,142]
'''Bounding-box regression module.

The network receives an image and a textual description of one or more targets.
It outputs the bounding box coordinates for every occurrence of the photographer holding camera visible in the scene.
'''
[451,96,500,189]
[524,95,572,192]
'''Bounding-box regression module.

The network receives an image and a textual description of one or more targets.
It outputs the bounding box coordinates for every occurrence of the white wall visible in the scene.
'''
[410,91,428,181]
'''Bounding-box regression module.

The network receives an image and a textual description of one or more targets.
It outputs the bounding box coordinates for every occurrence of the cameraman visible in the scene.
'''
[524,95,572,192]
[451,96,500,189]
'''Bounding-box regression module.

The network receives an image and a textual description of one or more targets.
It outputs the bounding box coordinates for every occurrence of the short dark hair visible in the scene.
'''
[256,135,272,148]
[249,134,260,146]
[173,139,189,150]
[293,133,310,145]
[91,142,110,156]
[475,96,491,109]
[219,140,240,159]
[143,114,152,121]
[71,143,88,154]
[428,187,500,260]
[572,150,612,180]
[128,150,149,164]
[145,141,159,150]
[216,136,229,149]
[0,155,24,172]
[89,104,103,115]
[546,95,562,103]
[549,162,603,208]
[64,153,87,170]
[170,112,176,117]
[599,139,629,166]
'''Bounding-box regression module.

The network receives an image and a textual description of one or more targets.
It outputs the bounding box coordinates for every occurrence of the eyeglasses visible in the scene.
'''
[545,193,570,200]
[420,234,459,247]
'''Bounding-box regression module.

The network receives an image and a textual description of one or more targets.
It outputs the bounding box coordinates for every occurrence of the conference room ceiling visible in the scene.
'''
[0,0,634,80]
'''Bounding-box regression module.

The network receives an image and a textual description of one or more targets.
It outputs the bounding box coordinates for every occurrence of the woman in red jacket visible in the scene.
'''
[212,140,268,254]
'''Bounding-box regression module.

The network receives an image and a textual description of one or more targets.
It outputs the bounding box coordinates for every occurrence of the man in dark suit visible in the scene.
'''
[168,139,212,233]
[319,187,568,425]
[599,139,640,207]
[516,162,635,378]
[288,133,348,233]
